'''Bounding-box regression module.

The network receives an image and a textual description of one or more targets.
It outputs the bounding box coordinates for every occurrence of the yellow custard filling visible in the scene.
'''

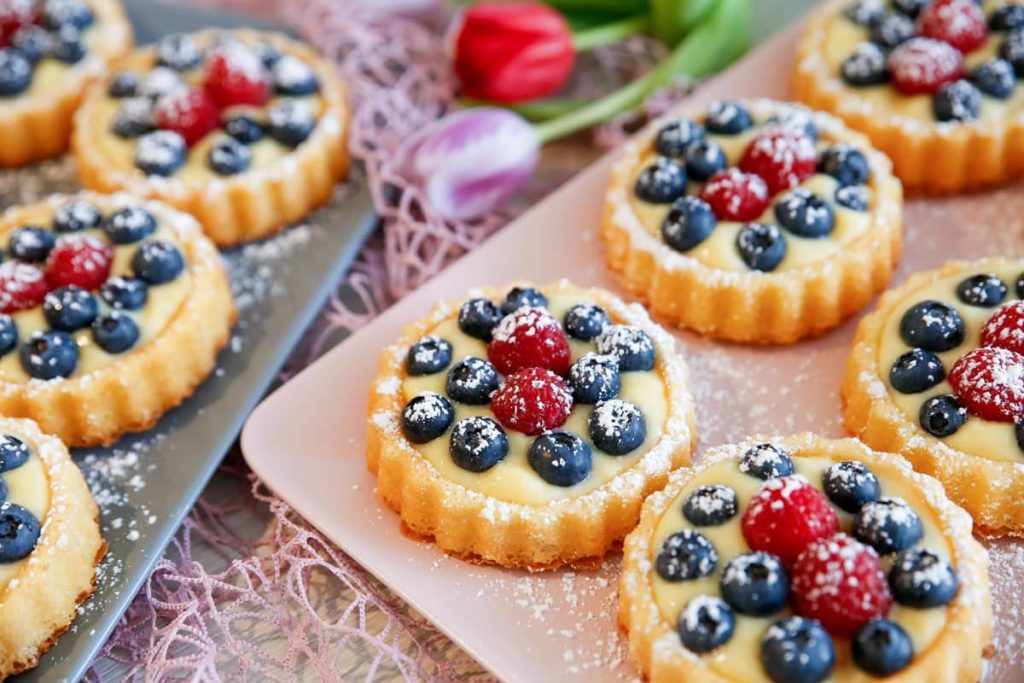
[401,290,669,505]
[0,431,49,593]
[650,456,951,683]
[877,261,1023,463]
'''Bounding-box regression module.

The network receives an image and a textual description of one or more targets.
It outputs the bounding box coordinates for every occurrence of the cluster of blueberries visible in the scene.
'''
[0,201,185,380]
[109,33,321,177]
[842,0,1024,121]
[399,286,655,487]
[634,101,871,272]
[656,444,957,681]
[0,434,41,562]
[0,0,96,97]
[891,271,1024,448]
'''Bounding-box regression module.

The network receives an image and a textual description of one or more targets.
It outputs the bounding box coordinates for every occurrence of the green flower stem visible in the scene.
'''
[572,13,650,51]
[542,0,649,16]
[460,97,584,122]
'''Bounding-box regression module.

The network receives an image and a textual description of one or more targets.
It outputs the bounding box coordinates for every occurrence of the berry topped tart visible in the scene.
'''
[619,434,991,682]
[72,29,348,246]
[366,281,696,569]
[0,416,104,678]
[794,0,1024,193]
[0,0,131,166]
[601,98,903,344]
[844,258,1024,534]
[0,191,235,447]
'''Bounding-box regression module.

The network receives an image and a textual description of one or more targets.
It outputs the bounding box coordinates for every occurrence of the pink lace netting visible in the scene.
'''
[86,2,668,680]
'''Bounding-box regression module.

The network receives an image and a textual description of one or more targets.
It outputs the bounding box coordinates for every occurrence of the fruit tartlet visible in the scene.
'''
[72,29,348,246]
[620,433,991,683]
[366,281,696,569]
[794,0,1024,193]
[844,258,1024,534]
[601,98,903,344]
[0,191,235,447]
[0,416,104,678]
[0,0,132,166]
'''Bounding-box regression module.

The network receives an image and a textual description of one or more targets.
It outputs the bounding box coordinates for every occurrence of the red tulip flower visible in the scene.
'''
[451,1,574,103]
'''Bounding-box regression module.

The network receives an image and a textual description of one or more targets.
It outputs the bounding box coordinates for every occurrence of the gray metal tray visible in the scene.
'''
[1,2,376,679]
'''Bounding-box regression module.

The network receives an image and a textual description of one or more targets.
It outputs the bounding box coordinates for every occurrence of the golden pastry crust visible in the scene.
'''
[72,28,349,247]
[792,0,1024,194]
[366,281,697,569]
[600,98,903,344]
[0,192,236,447]
[842,258,1024,535]
[0,0,133,167]
[0,417,105,679]
[619,433,992,683]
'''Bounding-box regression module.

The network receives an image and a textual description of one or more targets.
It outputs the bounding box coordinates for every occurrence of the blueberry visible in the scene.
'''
[1018,271,1024,298]
[823,461,880,513]
[589,399,646,455]
[720,552,789,616]
[892,0,929,18]
[871,13,916,49]
[769,107,820,141]
[889,548,958,607]
[111,98,155,138]
[0,434,29,473]
[662,196,716,252]
[842,42,889,87]
[677,596,735,653]
[134,130,187,176]
[400,392,454,444]
[208,137,252,175]
[254,42,282,67]
[933,80,981,122]
[51,25,85,63]
[654,117,704,158]
[501,286,547,314]
[920,395,968,437]
[156,34,202,71]
[774,190,835,239]
[656,529,718,581]
[138,67,185,100]
[819,144,870,187]
[956,273,1007,307]
[1017,419,1024,453]
[42,0,94,29]
[272,55,320,96]
[43,286,98,331]
[760,617,835,683]
[899,300,964,351]
[683,139,727,181]
[53,200,101,233]
[0,49,31,97]
[92,312,139,353]
[844,0,885,26]
[854,497,924,554]
[704,100,752,135]
[683,484,738,526]
[20,330,78,380]
[853,619,914,677]
[568,353,620,404]
[406,335,452,376]
[633,157,687,204]
[992,4,1024,31]
[0,502,40,562]
[889,348,945,393]
[445,357,499,404]
[224,115,264,144]
[8,226,54,262]
[596,325,655,371]
[0,315,16,357]
[563,303,610,341]
[268,100,316,147]
[11,27,49,64]
[970,59,1016,99]
[458,298,503,340]
[100,277,148,311]
[108,71,141,98]
[449,416,509,472]
[104,206,157,244]
[740,443,795,480]
[527,431,592,487]
[835,185,869,211]
[736,223,786,272]
[131,240,185,284]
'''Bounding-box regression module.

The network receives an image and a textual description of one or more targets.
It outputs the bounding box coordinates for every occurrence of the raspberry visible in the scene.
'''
[980,300,1024,355]
[919,0,987,53]
[203,44,271,108]
[888,37,964,95]
[791,533,893,638]
[738,126,818,195]
[44,236,113,291]
[155,89,221,146]
[948,347,1024,422]
[698,168,770,222]
[0,0,36,46]
[741,475,839,567]
[490,367,573,436]
[487,307,571,376]
[0,261,47,314]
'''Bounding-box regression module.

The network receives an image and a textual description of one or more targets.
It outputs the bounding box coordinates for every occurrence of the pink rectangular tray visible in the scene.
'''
[241,19,1024,682]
